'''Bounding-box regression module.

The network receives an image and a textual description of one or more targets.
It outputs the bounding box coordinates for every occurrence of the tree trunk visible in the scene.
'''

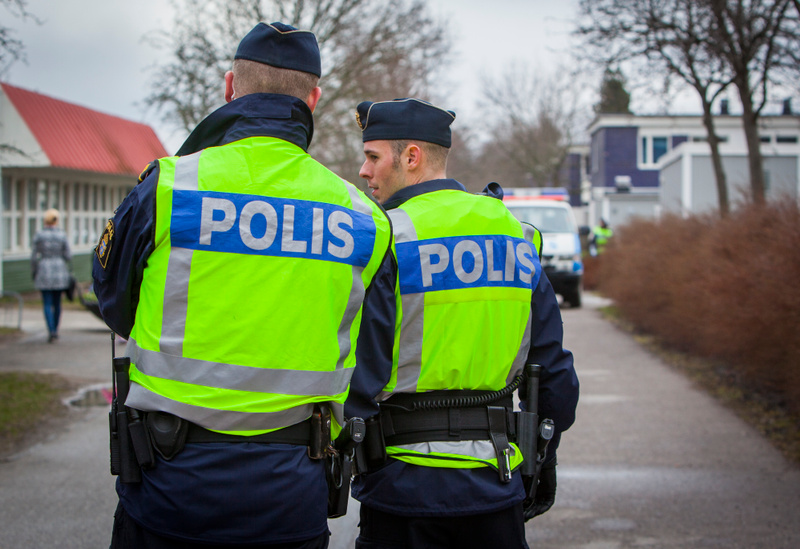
[701,102,730,217]
[736,80,767,204]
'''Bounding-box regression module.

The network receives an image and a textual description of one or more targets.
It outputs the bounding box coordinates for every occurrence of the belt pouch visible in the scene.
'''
[361,414,388,471]
[146,412,188,460]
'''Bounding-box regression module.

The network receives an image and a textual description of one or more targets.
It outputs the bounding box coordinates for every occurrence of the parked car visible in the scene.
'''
[503,194,584,307]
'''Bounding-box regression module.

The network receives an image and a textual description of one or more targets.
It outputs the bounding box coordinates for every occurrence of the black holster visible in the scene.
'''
[327,417,365,518]
[109,356,154,484]
[357,414,388,473]
[518,364,555,502]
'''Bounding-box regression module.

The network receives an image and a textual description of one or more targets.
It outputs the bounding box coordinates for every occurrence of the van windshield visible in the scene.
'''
[507,205,576,234]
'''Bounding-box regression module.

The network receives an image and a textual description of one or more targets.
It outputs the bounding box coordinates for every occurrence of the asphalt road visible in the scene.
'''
[1,296,798,548]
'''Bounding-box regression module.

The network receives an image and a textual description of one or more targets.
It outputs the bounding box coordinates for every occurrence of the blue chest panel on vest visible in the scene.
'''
[396,234,541,294]
[170,190,376,267]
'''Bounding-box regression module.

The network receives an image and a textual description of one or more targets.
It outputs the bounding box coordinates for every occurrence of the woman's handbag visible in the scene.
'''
[66,275,77,302]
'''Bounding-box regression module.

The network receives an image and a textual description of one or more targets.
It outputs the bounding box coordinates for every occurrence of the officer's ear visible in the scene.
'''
[306,87,322,113]
[224,71,235,103]
[404,143,422,170]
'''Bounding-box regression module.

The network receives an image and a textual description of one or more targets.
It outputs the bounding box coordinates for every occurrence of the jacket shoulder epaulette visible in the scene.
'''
[138,160,159,183]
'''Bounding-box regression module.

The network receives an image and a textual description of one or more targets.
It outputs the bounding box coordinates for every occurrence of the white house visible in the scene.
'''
[1,82,167,293]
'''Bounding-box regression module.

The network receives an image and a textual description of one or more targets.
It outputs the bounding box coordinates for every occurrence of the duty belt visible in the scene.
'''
[144,406,331,462]
[375,391,517,483]
[380,402,516,445]
[185,419,313,445]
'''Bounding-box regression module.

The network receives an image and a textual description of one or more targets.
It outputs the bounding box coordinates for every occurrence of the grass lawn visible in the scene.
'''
[0,371,77,457]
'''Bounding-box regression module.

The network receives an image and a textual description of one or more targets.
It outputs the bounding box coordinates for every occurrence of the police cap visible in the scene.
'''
[355,98,456,148]
[235,22,321,77]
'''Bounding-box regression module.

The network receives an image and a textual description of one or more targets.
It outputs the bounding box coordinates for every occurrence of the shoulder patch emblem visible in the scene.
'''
[96,219,115,269]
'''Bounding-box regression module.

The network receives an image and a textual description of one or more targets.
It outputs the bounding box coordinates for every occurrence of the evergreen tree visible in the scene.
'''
[596,68,631,114]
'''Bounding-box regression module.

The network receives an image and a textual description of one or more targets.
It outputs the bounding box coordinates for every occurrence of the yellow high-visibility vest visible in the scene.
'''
[125,136,391,436]
[383,189,541,471]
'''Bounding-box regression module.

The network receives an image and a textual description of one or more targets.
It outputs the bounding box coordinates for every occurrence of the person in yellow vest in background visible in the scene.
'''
[92,22,392,548]
[590,218,613,256]
[346,98,580,549]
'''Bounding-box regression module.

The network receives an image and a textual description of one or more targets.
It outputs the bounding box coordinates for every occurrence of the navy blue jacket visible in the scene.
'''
[347,179,579,517]
[92,93,395,543]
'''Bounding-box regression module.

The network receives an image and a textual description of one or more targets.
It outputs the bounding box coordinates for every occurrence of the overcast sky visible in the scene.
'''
[5,0,581,153]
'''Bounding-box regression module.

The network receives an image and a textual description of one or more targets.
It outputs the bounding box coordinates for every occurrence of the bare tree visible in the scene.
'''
[440,129,486,194]
[706,0,798,205]
[144,0,451,181]
[475,64,579,190]
[0,0,34,75]
[576,0,735,216]
[1,0,38,158]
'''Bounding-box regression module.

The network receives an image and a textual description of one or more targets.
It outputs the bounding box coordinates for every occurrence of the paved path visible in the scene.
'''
[1,297,798,548]
[528,294,800,548]
[1,305,117,548]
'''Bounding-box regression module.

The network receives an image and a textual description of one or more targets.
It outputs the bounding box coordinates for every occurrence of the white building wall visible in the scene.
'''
[659,156,684,215]
[0,90,49,167]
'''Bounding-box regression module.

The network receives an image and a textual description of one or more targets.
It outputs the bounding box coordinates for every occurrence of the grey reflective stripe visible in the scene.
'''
[343,180,374,216]
[387,208,425,393]
[508,224,536,384]
[392,440,507,463]
[522,223,537,243]
[125,383,317,433]
[336,269,365,369]
[336,181,372,369]
[393,292,424,392]
[173,151,201,191]
[522,223,541,257]
[159,248,192,355]
[128,338,354,396]
[508,309,533,385]
[160,152,202,355]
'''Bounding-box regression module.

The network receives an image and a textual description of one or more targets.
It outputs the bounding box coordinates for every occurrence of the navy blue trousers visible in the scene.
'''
[355,504,530,549]
[110,502,330,549]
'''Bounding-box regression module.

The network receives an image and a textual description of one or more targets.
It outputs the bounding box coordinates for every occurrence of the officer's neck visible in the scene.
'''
[408,167,446,186]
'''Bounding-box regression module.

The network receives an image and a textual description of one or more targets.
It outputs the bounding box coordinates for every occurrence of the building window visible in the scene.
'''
[640,135,671,166]
[776,135,798,144]
[652,137,668,163]
[760,135,772,143]
[2,176,12,253]
[2,176,123,255]
[1,176,10,211]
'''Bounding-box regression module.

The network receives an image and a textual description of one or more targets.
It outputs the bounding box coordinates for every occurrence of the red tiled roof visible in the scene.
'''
[2,82,168,176]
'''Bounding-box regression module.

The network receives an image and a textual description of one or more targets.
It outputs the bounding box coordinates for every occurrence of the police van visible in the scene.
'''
[503,189,584,308]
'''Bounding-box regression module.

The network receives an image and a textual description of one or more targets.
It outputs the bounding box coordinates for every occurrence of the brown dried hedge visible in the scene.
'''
[596,201,800,413]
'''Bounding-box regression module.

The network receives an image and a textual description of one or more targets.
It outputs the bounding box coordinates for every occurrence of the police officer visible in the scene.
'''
[591,218,613,255]
[346,98,580,549]
[93,23,392,548]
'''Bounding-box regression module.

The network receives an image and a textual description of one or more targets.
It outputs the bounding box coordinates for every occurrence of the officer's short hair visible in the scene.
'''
[232,59,319,102]
[390,139,449,172]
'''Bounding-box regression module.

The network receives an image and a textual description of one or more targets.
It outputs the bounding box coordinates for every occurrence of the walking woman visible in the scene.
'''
[31,208,72,342]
